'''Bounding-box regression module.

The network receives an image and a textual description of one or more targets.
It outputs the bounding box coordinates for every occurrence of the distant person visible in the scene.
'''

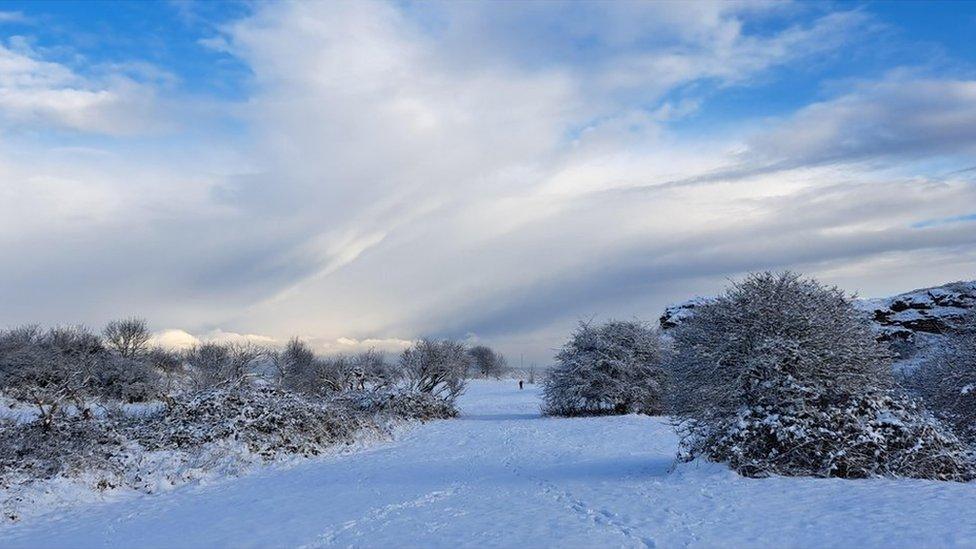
[519,380,524,390]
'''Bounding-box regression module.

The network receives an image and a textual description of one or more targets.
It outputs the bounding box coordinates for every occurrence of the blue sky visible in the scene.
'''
[2,1,976,362]
[0,1,250,97]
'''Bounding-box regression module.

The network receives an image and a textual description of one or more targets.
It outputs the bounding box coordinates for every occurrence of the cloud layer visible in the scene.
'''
[2,2,975,362]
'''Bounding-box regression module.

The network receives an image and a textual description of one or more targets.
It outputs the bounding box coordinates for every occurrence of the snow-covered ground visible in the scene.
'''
[3,380,976,548]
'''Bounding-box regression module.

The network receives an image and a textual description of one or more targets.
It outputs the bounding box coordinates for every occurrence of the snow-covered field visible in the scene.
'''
[2,380,976,548]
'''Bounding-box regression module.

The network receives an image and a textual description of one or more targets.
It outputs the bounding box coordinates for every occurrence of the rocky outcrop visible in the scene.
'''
[659,297,715,330]
[857,281,976,342]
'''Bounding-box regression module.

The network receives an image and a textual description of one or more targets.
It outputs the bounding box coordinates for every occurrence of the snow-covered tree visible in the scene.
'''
[907,311,976,443]
[668,271,975,480]
[102,318,151,359]
[276,337,315,389]
[543,320,666,416]
[468,345,509,379]
[400,339,469,404]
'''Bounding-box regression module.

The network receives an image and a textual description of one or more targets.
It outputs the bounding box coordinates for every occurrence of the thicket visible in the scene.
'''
[0,320,472,520]
[666,272,975,481]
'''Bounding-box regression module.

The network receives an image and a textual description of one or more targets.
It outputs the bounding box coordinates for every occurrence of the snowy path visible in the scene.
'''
[4,380,976,548]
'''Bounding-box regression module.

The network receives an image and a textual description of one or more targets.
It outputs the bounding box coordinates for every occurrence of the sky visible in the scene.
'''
[2,1,976,364]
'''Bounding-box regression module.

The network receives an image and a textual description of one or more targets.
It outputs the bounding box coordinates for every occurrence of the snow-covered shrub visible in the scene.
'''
[543,320,665,416]
[0,330,87,426]
[677,380,975,480]
[0,383,460,521]
[321,355,364,392]
[146,347,186,392]
[668,271,975,480]
[334,389,458,421]
[183,342,265,389]
[276,338,349,394]
[277,340,400,394]
[401,339,469,404]
[126,386,378,459]
[89,356,160,403]
[0,324,162,425]
[276,340,354,395]
[907,312,976,443]
[668,272,893,419]
[468,345,509,379]
[103,318,151,359]
[0,415,130,491]
[45,325,106,361]
[276,337,317,391]
[353,349,400,390]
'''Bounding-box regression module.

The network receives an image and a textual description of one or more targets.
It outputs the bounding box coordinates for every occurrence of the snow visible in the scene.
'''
[3,380,976,548]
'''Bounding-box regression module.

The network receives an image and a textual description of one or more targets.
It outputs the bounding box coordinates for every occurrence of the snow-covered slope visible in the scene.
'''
[2,380,975,548]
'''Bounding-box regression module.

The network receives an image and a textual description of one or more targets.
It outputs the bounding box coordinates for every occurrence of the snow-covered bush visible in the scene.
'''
[352,350,400,390]
[0,327,88,426]
[907,312,976,443]
[468,345,509,379]
[401,339,469,404]
[183,342,265,389]
[0,415,129,493]
[146,347,186,392]
[334,389,459,421]
[668,271,976,480]
[0,384,459,521]
[276,337,317,391]
[276,338,347,394]
[89,356,160,403]
[677,379,975,480]
[126,386,379,458]
[0,325,161,425]
[277,341,343,394]
[277,340,400,395]
[0,385,457,488]
[543,320,665,416]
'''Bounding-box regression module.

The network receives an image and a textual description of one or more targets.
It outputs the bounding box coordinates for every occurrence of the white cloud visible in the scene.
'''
[150,329,200,350]
[0,40,172,135]
[151,328,278,350]
[204,2,891,349]
[202,329,278,346]
[150,328,413,357]
[746,74,976,166]
[315,336,415,355]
